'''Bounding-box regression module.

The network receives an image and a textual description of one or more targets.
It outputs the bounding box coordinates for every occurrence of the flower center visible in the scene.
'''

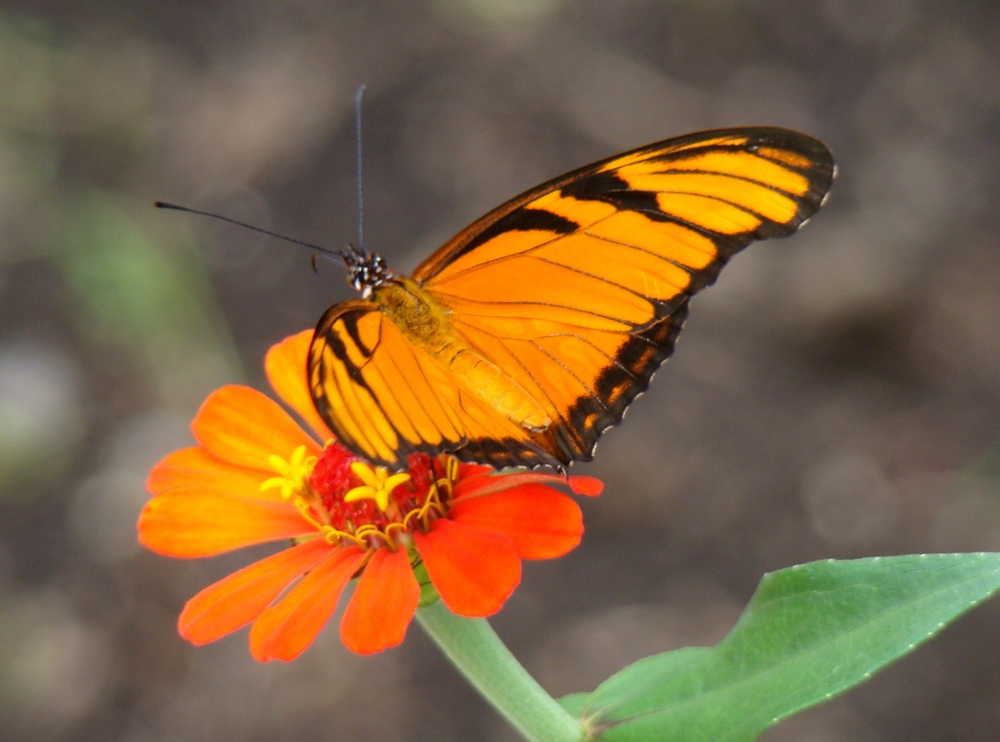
[262,443,456,550]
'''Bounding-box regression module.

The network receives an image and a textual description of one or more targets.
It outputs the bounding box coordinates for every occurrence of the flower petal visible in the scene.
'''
[249,545,367,662]
[179,538,334,645]
[137,486,313,557]
[265,331,336,443]
[192,385,321,470]
[448,484,583,559]
[567,475,603,497]
[340,547,420,654]
[414,519,520,617]
[457,462,493,480]
[147,446,274,499]
[453,471,603,499]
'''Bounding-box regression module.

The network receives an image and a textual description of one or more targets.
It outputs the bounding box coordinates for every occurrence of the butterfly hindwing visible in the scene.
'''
[308,300,563,468]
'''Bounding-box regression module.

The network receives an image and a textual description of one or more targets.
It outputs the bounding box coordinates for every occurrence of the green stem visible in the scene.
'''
[416,600,584,742]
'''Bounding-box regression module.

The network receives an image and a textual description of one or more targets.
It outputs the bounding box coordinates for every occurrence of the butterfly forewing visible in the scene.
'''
[309,127,834,469]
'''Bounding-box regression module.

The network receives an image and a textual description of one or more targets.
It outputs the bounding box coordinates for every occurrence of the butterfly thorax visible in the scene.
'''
[372,277,551,433]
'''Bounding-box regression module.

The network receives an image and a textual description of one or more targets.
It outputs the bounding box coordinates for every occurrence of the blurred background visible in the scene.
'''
[0,0,998,739]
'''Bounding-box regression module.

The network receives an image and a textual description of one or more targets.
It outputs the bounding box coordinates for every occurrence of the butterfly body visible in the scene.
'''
[372,275,550,431]
[308,127,835,470]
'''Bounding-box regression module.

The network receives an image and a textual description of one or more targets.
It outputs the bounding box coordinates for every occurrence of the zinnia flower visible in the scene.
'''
[138,330,601,659]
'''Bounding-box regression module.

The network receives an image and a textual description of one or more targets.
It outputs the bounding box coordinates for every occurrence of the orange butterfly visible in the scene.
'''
[308,127,834,470]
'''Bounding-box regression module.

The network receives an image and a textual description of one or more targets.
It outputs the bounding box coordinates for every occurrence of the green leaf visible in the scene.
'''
[557,693,590,717]
[571,554,1000,742]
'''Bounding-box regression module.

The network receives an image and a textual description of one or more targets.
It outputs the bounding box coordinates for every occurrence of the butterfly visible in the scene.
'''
[307,127,834,470]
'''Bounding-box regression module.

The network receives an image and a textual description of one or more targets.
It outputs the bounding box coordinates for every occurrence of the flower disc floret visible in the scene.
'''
[266,441,452,552]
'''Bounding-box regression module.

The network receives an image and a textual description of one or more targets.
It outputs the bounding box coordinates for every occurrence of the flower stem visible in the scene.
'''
[416,601,583,742]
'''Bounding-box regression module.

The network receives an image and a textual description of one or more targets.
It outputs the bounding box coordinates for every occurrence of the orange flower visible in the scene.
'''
[138,331,602,659]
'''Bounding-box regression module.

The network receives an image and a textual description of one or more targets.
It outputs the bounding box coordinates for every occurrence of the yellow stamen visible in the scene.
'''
[318,525,367,549]
[401,479,446,530]
[344,462,411,511]
[434,456,460,498]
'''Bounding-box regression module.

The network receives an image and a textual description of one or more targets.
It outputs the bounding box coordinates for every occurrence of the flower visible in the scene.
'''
[138,330,602,659]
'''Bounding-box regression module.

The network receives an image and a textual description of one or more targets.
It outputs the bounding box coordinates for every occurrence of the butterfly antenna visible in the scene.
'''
[153,201,345,263]
[354,83,366,253]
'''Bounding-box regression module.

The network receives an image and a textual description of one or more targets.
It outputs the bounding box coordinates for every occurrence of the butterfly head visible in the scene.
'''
[341,245,395,299]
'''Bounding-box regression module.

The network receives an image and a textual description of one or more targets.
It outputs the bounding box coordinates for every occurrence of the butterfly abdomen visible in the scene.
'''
[374,278,550,432]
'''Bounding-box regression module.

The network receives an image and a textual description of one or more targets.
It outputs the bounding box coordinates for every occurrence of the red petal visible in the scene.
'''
[147,446,273,499]
[137,486,313,557]
[452,472,502,498]
[453,471,603,499]
[457,462,493,480]
[265,331,336,444]
[414,519,520,617]
[192,385,321,470]
[179,539,334,645]
[568,475,603,496]
[249,545,367,662]
[448,484,583,559]
[340,547,419,654]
